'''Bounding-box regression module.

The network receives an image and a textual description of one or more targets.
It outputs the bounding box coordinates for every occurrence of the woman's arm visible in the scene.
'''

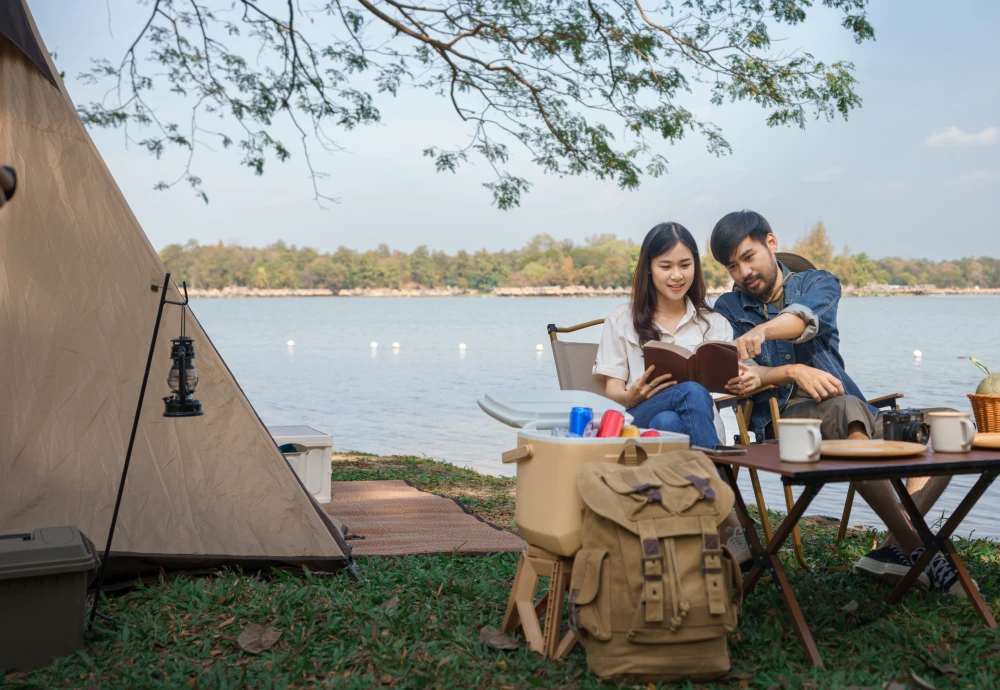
[605,367,675,409]
[604,376,630,407]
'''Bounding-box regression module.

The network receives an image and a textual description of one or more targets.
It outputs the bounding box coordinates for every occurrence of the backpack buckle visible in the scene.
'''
[701,534,723,573]
[685,475,716,500]
[634,484,663,503]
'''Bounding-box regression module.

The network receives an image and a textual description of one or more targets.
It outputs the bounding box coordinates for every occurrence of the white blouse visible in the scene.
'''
[593,299,734,442]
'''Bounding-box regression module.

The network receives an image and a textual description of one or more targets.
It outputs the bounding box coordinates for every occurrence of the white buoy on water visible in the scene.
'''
[458,343,467,351]
[286,340,295,347]
[913,349,922,359]
[392,342,400,349]
[536,344,544,352]
[370,341,379,349]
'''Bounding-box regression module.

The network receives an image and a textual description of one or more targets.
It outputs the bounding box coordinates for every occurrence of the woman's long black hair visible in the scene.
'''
[631,222,710,346]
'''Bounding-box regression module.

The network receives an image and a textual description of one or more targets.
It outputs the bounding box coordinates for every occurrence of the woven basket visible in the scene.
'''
[968,394,1000,433]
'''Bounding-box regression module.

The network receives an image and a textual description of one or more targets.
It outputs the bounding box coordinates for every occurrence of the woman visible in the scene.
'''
[593,221,759,446]
[594,221,758,564]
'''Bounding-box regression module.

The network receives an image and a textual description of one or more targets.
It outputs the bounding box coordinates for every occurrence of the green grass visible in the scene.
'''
[3,453,1000,689]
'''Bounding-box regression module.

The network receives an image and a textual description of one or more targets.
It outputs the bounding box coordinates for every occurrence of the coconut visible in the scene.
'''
[971,357,1000,394]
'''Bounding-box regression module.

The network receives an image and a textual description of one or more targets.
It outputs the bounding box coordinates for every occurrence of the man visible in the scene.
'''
[709,210,965,596]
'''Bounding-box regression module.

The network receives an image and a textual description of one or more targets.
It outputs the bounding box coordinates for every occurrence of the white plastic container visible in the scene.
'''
[480,391,689,556]
[267,425,334,504]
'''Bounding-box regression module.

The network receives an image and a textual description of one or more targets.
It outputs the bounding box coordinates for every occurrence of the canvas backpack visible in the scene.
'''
[568,448,742,682]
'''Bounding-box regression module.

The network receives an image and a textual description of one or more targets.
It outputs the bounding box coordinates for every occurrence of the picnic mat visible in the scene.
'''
[325,480,526,557]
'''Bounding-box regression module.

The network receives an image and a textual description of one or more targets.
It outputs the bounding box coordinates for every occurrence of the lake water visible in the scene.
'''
[191,295,1000,538]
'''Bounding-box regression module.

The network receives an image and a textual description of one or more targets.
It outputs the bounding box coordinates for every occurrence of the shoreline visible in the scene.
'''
[185,284,1000,298]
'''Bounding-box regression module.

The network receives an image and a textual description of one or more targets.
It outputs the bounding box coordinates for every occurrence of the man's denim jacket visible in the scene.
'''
[713,264,876,439]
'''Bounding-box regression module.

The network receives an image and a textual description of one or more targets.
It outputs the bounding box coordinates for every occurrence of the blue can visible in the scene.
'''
[569,407,594,437]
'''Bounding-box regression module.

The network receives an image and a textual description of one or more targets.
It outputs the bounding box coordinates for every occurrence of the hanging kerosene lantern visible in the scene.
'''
[163,305,203,417]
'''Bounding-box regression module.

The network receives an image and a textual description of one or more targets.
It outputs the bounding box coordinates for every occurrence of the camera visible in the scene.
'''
[882,409,930,445]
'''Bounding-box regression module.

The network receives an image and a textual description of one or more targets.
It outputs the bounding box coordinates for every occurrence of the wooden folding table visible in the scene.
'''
[710,445,1000,667]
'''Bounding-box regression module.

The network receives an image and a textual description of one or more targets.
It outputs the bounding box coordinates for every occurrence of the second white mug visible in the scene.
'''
[778,419,822,463]
[927,411,976,453]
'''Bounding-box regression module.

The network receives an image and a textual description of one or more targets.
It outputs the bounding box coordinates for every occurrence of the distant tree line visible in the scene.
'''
[160,223,1000,291]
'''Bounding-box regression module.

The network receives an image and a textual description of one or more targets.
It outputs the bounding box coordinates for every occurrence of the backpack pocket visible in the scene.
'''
[569,548,611,641]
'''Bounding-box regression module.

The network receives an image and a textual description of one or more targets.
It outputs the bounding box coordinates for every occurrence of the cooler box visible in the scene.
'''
[0,526,100,671]
[268,425,334,504]
[479,391,689,556]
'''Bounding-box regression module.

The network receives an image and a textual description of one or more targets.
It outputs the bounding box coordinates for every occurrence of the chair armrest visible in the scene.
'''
[867,393,904,410]
[714,385,778,411]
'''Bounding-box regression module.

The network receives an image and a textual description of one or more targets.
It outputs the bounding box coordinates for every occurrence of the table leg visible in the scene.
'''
[719,464,825,667]
[887,472,999,628]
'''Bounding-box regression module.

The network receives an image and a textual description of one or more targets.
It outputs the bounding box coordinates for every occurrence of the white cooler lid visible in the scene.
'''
[266,425,333,447]
[478,390,632,429]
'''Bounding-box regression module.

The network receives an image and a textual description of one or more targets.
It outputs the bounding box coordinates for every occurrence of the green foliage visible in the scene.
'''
[785,222,1000,290]
[77,0,874,207]
[161,228,1000,292]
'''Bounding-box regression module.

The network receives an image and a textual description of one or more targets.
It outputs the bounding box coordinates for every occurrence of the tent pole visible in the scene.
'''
[88,272,172,630]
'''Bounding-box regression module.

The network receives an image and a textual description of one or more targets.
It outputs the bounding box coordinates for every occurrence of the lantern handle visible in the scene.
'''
[164,280,190,307]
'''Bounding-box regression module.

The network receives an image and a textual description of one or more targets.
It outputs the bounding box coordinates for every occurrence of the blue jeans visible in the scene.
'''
[627,381,719,448]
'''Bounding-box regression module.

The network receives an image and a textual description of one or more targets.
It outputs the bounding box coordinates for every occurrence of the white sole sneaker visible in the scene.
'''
[853,546,930,589]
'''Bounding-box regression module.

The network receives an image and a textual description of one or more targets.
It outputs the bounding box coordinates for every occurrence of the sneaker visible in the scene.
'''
[724,527,752,569]
[853,545,930,588]
[911,548,977,599]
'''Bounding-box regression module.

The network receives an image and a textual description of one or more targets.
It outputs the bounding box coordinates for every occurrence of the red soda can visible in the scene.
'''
[596,410,625,438]
[640,429,660,438]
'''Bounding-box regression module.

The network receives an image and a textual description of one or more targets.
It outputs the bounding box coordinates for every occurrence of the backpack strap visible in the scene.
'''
[636,519,664,623]
[701,516,726,616]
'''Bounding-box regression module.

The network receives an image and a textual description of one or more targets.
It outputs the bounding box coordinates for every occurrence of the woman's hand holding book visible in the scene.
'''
[624,365,676,407]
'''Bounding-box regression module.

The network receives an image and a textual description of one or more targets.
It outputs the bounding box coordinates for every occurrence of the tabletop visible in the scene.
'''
[710,443,1000,485]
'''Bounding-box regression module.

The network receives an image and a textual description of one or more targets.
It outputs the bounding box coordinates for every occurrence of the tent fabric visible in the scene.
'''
[0,1,57,86]
[0,2,351,579]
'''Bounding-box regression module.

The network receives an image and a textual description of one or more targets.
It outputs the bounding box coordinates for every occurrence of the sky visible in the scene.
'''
[28,0,1000,259]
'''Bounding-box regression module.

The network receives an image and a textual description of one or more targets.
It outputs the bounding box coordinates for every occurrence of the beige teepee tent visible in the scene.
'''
[0,1,351,579]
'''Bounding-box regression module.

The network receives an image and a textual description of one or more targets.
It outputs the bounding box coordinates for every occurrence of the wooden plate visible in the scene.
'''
[820,440,928,459]
[973,433,1000,450]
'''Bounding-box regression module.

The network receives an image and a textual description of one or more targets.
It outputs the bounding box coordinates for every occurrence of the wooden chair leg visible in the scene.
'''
[785,485,810,569]
[735,401,753,446]
[838,485,856,543]
[768,396,782,430]
[736,401,775,539]
[749,469,774,542]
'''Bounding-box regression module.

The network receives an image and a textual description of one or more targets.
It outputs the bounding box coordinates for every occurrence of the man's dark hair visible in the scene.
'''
[709,210,773,264]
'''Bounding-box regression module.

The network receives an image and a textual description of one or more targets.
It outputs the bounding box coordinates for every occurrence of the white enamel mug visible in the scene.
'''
[927,411,977,453]
[777,419,823,462]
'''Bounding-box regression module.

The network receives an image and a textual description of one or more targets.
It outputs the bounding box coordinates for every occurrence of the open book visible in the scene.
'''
[642,341,739,394]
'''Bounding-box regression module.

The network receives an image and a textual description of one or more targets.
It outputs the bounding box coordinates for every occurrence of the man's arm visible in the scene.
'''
[732,312,806,360]
[751,363,845,403]
[782,270,842,343]
[732,270,842,359]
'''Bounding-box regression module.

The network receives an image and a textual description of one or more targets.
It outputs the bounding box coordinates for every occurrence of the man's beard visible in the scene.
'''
[742,260,779,300]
